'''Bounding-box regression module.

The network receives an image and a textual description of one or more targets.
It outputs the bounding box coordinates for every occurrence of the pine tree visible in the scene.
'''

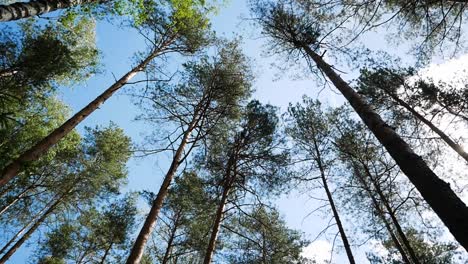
[251,1,468,250]
[200,100,288,264]
[0,0,212,187]
[126,41,252,264]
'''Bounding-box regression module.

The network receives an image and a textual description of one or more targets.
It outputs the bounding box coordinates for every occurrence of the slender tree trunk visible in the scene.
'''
[0,0,104,22]
[126,112,200,264]
[0,197,49,255]
[385,91,468,163]
[351,163,411,264]
[442,105,468,123]
[161,211,181,264]
[0,186,31,216]
[203,180,232,264]
[100,242,113,264]
[302,45,468,250]
[319,172,355,263]
[313,141,356,264]
[0,48,163,187]
[261,228,267,264]
[372,193,411,264]
[362,165,420,264]
[0,195,62,263]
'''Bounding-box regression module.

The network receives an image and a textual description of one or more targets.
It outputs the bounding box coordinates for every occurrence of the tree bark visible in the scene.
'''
[0,195,62,263]
[362,165,420,264]
[312,140,356,264]
[385,90,468,163]
[0,0,103,22]
[0,48,163,187]
[125,112,200,264]
[203,180,232,264]
[302,45,468,251]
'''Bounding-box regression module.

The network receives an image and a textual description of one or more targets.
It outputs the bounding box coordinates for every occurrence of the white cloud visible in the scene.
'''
[421,53,468,84]
[301,240,332,263]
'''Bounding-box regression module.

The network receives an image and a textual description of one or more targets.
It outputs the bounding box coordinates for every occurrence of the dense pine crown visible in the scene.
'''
[0,0,468,263]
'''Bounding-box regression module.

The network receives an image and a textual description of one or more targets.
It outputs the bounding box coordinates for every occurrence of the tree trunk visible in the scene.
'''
[0,195,62,263]
[125,113,199,264]
[0,197,50,255]
[302,45,468,250]
[100,242,113,264]
[385,90,468,163]
[0,0,103,22]
[362,165,420,264]
[0,48,163,187]
[261,227,267,264]
[203,181,231,264]
[372,192,411,264]
[313,140,356,264]
[351,163,411,264]
[161,211,181,264]
[0,186,31,215]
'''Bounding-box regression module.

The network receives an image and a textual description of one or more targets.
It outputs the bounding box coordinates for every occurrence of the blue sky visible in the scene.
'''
[6,0,468,263]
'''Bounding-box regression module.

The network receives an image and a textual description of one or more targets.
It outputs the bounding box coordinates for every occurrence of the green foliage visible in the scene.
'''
[38,195,138,263]
[137,40,252,153]
[0,19,98,129]
[285,96,335,166]
[202,100,289,196]
[252,0,321,55]
[0,120,132,262]
[145,171,215,261]
[294,0,468,58]
[367,229,460,263]
[136,1,215,61]
[224,206,308,264]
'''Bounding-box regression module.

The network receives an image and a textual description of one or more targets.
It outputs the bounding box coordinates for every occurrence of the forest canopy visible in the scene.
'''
[0,0,468,263]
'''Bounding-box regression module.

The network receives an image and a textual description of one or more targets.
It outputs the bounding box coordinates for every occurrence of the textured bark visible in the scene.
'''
[203,181,231,264]
[0,196,61,263]
[312,141,356,264]
[0,49,162,187]
[385,90,468,163]
[302,45,468,250]
[0,0,102,22]
[363,165,420,264]
[125,114,199,264]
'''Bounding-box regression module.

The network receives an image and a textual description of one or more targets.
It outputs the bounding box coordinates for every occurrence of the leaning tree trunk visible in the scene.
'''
[313,141,356,264]
[125,112,200,264]
[0,196,51,255]
[351,163,411,264]
[0,185,32,216]
[0,0,104,22]
[0,48,164,187]
[362,165,420,264]
[0,195,62,263]
[302,45,468,250]
[203,180,232,264]
[161,210,182,264]
[385,90,468,163]
[99,242,113,264]
[370,190,412,264]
